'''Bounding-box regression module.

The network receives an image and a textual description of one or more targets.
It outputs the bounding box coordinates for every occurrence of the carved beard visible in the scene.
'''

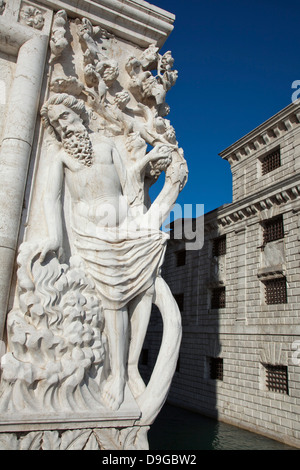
[62,130,93,167]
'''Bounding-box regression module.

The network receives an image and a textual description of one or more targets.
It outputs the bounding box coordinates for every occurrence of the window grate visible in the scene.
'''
[209,357,223,380]
[264,277,287,304]
[262,148,281,175]
[212,236,226,256]
[263,215,284,245]
[211,287,226,309]
[265,364,288,394]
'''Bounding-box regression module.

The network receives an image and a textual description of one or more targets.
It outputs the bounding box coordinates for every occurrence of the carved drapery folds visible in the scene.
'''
[0,8,187,450]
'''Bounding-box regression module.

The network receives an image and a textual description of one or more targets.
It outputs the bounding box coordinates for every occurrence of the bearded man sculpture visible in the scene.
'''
[39,93,177,411]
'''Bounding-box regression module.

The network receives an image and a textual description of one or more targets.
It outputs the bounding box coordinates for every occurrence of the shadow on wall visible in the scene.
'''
[140,226,222,425]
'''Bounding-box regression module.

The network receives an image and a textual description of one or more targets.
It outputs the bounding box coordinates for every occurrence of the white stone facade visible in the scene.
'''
[142,101,300,448]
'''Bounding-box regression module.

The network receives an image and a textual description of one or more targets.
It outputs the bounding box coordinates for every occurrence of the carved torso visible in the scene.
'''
[63,135,129,228]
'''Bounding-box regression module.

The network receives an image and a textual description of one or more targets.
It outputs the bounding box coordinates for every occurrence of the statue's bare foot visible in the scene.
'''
[128,365,146,398]
[101,374,125,411]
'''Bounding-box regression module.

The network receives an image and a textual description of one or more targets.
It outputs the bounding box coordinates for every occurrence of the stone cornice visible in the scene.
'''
[36,0,175,48]
[219,101,300,166]
[204,173,300,230]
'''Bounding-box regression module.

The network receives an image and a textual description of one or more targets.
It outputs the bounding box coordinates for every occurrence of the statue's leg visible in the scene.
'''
[136,275,182,425]
[101,306,128,411]
[127,284,154,398]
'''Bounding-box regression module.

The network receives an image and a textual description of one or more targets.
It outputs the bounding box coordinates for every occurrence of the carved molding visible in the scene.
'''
[0,426,150,450]
[218,183,300,227]
[220,104,300,165]
[19,3,46,30]
[259,342,288,366]
[37,0,175,48]
[257,264,286,281]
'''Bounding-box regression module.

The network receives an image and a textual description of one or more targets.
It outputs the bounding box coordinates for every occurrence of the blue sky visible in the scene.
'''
[147,0,300,215]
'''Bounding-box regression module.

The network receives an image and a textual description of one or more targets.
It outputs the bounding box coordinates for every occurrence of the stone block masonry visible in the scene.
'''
[143,101,300,449]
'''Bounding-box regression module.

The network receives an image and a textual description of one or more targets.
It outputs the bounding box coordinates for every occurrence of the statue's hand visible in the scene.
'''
[38,238,64,263]
[148,144,173,162]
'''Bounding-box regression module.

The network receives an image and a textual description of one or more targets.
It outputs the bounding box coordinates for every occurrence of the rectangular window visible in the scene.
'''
[174,293,184,312]
[209,357,223,380]
[261,148,281,175]
[264,364,289,394]
[211,287,226,309]
[176,249,186,267]
[212,235,226,256]
[264,277,287,304]
[263,215,284,245]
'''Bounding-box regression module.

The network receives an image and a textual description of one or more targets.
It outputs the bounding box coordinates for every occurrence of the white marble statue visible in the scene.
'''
[39,93,176,410]
[0,11,188,446]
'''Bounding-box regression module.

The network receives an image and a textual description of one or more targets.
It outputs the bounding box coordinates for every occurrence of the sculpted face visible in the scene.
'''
[47,103,93,165]
[48,104,86,140]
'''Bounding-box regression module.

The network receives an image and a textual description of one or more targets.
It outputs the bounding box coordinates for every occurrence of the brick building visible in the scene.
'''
[142,100,300,448]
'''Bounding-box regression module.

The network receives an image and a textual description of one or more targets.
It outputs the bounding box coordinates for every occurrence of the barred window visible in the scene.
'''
[264,364,289,394]
[176,249,186,267]
[264,277,287,304]
[209,357,223,380]
[211,287,226,309]
[174,293,184,312]
[212,236,226,256]
[261,148,281,175]
[263,215,284,245]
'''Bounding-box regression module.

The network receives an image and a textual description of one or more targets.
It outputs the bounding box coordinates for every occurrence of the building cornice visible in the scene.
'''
[204,173,300,229]
[219,101,300,166]
[36,0,175,48]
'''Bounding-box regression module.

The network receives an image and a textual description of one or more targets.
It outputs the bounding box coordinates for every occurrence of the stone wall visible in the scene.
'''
[143,101,300,448]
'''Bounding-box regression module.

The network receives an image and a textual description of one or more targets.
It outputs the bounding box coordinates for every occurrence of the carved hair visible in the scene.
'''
[40,93,89,137]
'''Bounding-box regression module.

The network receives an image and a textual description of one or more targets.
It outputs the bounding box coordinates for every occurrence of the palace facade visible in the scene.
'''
[142,100,300,448]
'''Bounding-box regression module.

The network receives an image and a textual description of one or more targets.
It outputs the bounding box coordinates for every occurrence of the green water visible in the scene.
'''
[148,404,297,450]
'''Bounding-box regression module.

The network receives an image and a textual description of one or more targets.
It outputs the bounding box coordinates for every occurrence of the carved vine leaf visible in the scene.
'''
[42,430,61,450]
[0,433,19,450]
[19,431,43,450]
[0,427,150,450]
[119,427,139,450]
[93,428,121,450]
[59,429,92,450]
[120,426,150,450]
[0,432,43,450]
[84,432,100,450]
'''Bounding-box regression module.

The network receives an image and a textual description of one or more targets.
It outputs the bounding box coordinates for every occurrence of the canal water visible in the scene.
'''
[148,404,297,450]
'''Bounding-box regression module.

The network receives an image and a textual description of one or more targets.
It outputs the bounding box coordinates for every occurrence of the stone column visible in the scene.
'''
[0,17,51,339]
